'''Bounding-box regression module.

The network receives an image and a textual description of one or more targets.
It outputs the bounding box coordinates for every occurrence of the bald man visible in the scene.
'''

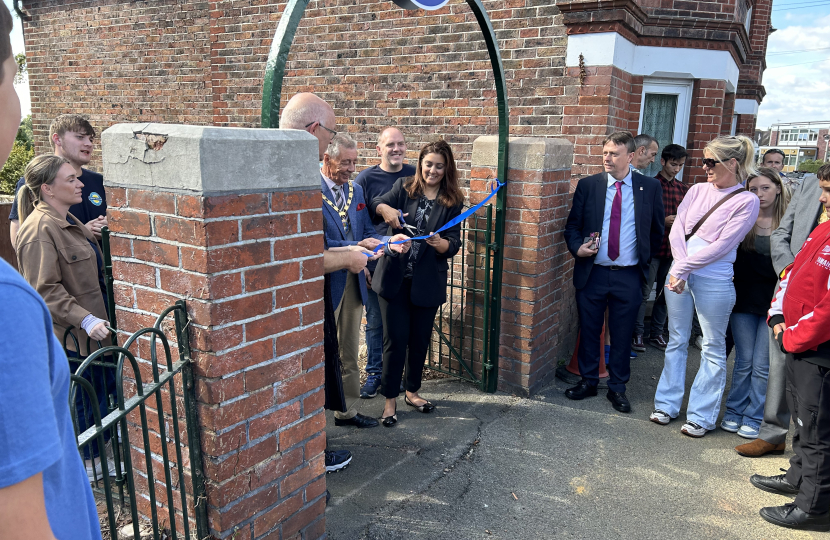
[354,127,416,398]
[281,93,409,433]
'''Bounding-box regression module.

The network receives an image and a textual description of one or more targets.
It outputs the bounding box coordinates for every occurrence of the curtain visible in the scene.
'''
[640,93,678,178]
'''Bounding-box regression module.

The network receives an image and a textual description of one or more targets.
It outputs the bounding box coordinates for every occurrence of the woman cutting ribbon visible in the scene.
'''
[370,140,464,426]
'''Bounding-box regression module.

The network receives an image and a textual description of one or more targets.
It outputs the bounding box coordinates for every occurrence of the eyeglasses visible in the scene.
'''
[701,158,720,168]
[305,121,337,137]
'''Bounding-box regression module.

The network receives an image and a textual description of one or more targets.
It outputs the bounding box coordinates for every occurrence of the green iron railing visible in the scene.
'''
[427,203,492,386]
[260,0,509,392]
[67,300,208,540]
[67,229,208,539]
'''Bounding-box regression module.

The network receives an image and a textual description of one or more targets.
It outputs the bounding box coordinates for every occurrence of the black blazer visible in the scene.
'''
[369,177,463,307]
[564,171,665,290]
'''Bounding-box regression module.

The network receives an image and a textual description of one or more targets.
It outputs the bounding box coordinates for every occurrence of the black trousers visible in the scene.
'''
[377,278,439,399]
[575,265,642,393]
[784,356,830,514]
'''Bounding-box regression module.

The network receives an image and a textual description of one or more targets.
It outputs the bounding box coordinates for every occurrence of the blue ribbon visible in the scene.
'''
[369,180,504,254]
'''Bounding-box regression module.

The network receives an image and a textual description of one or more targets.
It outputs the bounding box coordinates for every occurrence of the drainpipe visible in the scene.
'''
[13,0,28,27]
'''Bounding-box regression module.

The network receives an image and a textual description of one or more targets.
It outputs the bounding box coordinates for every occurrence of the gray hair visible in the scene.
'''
[326,133,357,160]
[633,133,658,150]
[279,97,332,130]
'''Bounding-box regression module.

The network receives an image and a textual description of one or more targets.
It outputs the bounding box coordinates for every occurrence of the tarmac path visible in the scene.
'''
[325,345,817,540]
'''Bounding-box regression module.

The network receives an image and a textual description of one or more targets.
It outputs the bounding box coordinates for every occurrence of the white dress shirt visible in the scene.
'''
[594,170,638,267]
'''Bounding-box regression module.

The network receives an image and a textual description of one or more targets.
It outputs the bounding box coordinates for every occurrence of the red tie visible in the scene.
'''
[608,181,622,261]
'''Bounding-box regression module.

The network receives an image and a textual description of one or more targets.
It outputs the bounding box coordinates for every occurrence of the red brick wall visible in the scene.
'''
[107,185,327,539]
[21,0,574,181]
[685,79,727,185]
[562,65,642,179]
[736,114,757,139]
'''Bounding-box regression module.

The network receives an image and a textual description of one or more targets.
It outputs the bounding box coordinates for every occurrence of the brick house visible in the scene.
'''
[16,0,771,184]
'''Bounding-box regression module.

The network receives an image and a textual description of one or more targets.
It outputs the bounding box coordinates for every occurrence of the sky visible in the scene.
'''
[4,0,828,130]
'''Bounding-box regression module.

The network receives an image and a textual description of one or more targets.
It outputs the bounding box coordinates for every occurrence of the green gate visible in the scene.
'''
[66,229,208,540]
[260,0,509,393]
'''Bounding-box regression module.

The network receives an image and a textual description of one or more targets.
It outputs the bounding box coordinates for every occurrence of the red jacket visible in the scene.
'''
[768,220,830,365]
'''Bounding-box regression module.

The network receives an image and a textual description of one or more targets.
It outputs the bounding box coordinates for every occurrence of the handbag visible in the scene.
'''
[685,187,747,242]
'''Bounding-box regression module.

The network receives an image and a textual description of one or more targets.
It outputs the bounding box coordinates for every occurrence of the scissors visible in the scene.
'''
[398,209,417,235]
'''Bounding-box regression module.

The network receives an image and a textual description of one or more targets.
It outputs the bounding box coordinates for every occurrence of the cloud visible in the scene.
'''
[758,14,830,128]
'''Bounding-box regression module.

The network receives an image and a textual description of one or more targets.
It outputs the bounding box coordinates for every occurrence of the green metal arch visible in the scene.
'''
[260,0,508,393]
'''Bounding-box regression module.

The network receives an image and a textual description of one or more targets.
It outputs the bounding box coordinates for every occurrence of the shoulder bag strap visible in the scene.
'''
[685,187,747,241]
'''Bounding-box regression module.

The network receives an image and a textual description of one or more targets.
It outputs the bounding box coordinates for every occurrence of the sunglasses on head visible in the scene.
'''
[701,158,720,168]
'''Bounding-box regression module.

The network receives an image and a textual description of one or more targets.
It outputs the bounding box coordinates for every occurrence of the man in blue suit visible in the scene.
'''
[564,132,665,413]
[318,133,392,428]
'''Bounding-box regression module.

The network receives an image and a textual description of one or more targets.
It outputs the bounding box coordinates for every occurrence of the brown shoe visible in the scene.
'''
[735,438,786,457]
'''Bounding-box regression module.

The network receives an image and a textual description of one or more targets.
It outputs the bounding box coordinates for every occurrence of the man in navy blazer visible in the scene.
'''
[564,132,665,412]
[318,133,391,428]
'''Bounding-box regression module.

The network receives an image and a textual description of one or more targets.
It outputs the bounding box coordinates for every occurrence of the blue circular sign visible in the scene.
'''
[392,0,451,10]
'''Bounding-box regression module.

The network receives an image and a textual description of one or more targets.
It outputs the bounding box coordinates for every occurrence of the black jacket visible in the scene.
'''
[369,178,463,307]
[564,171,665,290]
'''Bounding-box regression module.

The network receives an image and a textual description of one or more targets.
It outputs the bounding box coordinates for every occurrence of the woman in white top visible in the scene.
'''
[651,135,760,438]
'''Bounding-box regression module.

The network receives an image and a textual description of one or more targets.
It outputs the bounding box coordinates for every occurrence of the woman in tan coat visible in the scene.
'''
[16,154,114,479]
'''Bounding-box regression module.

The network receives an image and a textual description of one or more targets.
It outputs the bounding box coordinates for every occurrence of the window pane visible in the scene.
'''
[640,93,678,177]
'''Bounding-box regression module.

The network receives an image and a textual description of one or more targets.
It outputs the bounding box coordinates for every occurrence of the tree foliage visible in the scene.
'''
[1,117,35,195]
[797,159,826,174]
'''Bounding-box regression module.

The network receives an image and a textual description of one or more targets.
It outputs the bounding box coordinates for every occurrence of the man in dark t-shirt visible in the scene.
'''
[353,127,416,398]
[9,114,107,247]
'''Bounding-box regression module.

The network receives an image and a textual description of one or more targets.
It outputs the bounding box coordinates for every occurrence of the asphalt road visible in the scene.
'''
[324,344,819,540]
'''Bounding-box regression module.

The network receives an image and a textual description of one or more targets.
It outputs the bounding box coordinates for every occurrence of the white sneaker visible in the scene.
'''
[737,425,759,439]
[681,421,708,438]
[85,456,117,482]
[720,420,739,433]
[693,336,703,350]
[650,409,672,425]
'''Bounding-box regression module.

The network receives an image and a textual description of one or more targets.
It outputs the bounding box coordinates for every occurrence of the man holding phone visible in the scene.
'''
[564,132,665,412]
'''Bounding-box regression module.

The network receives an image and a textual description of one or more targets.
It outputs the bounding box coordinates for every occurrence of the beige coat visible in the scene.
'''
[16,201,110,355]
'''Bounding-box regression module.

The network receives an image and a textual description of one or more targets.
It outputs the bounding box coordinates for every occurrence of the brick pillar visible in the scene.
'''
[686,79,727,185]
[102,124,327,540]
[470,136,576,396]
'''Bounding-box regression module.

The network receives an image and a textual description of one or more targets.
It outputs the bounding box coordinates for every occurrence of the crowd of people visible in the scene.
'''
[565,129,830,531]
[1,0,830,533]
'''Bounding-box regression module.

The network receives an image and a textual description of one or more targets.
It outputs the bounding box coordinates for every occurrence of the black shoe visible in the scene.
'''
[760,503,830,531]
[326,489,331,505]
[750,471,800,496]
[405,395,435,413]
[606,391,631,413]
[632,334,646,352]
[564,381,598,400]
[325,449,352,473]
[334,412,379,428]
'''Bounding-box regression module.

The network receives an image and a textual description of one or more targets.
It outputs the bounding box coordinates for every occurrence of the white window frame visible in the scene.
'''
[637,78,694,180]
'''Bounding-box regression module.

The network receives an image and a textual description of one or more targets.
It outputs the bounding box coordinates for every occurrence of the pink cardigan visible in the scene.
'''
[669,182,760,281]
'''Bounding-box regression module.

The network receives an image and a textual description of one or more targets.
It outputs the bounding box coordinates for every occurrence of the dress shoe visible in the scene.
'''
[735,438,785,457]
[334,412,379,428]
[760,503,830,531]
[565,381,598,400]
[632,334,646,352]
[750,471,800,496]
[606,391,631,413]
[405,396,435,413]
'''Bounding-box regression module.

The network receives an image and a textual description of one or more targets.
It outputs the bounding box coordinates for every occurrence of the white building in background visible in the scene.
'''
[760,121,830,173]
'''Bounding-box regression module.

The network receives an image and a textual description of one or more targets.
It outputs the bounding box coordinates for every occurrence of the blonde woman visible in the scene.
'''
[15,154,114,479]
[721,168,791,439]
[651,136,760,437]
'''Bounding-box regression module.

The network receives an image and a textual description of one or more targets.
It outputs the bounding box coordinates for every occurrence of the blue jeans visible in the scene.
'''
[723,312,769,430]
[654,274,735,430]
[364,286,384,375]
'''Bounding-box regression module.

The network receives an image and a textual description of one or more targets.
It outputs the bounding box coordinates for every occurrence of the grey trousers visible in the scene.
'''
[333,272,362,420]
[758,325,791,445]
